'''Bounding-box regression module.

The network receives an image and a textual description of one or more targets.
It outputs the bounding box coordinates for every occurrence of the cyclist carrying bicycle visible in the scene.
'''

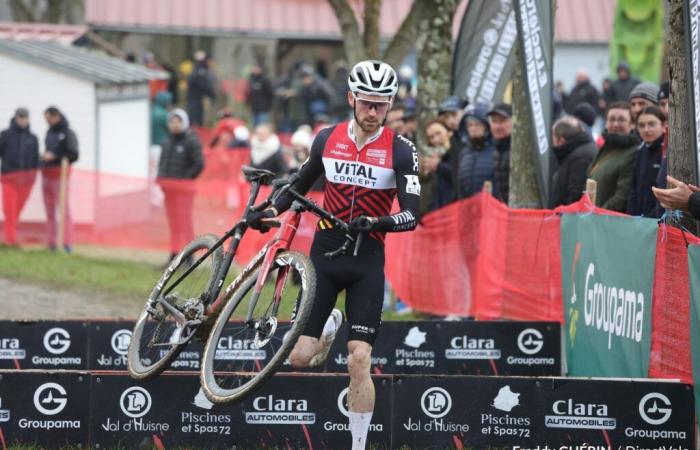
[248,60,420,450]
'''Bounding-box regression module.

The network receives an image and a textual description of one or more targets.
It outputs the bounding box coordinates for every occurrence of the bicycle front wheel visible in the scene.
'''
[201,250,315,404]
[128,234,223,380]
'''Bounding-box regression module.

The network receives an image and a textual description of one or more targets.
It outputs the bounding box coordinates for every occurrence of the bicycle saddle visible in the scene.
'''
[242,166,275,184]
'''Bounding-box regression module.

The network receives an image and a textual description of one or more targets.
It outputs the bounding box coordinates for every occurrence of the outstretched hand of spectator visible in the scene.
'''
[652,176,697,211]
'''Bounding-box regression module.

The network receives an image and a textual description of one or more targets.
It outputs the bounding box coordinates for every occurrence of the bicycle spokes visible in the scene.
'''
[208,260,304,391]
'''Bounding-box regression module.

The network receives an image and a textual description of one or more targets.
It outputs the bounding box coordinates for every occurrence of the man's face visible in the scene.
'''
[347,91,392,133]
[660,98,669,117]
[439,110,462,131]
[168,116,184,134]
[15,115,29,129]
[466,118,486,140]
[44,113,59,127]
[488,114,512,141]
[630,97,654,123]
[637,113,664,144]
[618,68,630,80]
[386,109,405,134]
[605,107,631,135]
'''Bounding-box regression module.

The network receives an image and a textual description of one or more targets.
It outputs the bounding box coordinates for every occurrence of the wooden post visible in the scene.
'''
[585,178,597,205]
[56,157,69,250]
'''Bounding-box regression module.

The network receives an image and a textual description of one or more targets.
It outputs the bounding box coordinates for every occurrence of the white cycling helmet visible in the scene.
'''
[348,60,398,97]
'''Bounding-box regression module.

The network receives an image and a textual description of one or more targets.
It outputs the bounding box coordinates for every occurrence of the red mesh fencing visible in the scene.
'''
[1,158,698,382]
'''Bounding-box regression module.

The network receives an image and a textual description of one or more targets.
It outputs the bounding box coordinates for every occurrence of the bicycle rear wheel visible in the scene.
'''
[128,234,223,380]
[200,250,315,404]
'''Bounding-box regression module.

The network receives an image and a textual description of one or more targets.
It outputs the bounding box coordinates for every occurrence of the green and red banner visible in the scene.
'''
[561,214,657,377]
[687,244,700,422]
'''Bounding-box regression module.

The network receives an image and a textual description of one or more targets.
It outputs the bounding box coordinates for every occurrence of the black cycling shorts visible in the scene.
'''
[302,230,385,345]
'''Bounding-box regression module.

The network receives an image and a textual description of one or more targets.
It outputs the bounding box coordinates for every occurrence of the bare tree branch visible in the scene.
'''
[328,0,367,64]
[363,0,381,59]
[382,0,425,69]
[42,0,66,22]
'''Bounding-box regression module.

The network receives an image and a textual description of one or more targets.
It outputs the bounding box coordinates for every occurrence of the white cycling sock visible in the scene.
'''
[349,411,372,450]
[321,313,337,337]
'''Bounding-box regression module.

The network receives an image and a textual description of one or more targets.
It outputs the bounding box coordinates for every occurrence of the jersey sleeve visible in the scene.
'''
[375,134,421,232]
[272,125,332,212]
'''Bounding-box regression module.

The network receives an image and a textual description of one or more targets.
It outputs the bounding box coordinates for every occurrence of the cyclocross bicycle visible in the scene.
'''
[127,166,362,403]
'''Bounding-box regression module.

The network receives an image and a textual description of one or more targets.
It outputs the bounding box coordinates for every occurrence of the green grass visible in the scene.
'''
[0,246,425,321]
[0,246,162,301]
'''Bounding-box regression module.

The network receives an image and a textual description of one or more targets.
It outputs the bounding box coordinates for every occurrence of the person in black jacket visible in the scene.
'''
[157,109,204,261]
[246,63,274,127]
[42,106,79,252]
[186,51,217,127]
[550,116,597,208]
[487,103,512,203]
[628,106,665,218]
[0,108,39,245]
[455,102,496,199]
[564,69,600,115]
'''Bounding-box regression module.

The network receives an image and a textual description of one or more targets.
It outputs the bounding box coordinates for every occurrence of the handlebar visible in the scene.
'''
[245,174,366,259]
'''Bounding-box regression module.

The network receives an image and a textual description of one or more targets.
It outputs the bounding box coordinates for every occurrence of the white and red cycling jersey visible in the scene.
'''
[275,120,420,244]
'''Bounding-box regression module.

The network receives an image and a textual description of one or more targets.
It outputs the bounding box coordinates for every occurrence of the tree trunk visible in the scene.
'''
[328,0,367,63]
[8,0,37,22]
[363,0,381,59]
[415,0,458,150]
[382,0,423,68]
[509,44,543,208]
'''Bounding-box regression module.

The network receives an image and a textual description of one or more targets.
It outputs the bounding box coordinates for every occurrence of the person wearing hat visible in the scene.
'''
[157,109,204,264]
[628,81,660,125]
[0,108,39,246]
[487,103,512,203]
[610,61,640,103]
[455,102,496,199]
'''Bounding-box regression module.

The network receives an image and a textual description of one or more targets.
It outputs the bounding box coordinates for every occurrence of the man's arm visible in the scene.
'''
[373,135,421,232]
[271,126,332,213]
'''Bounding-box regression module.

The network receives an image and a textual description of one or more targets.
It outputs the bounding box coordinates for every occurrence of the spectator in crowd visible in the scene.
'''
[386,103,406,136]
[599,77,614,116]
[397,65,417,111]
[403,109,417,144]
[610,61,640,102]
[289,126,324,191]
[0,108,39,246]
[161,63,179,104]
[275,64,308,132]
[628,81,660,126]
[456,102,496,199]
[572,102,597,140]
[300,65,333,125]
[438,96,466,153]
[564,69,600,115]
[587,101,639,212]
[550,116,596,208]
[186,51,217,127]
[151,91,172,147]
[419,117,454,213]
[329,61,351,122]
[488,103,512,204]
[157,109,204,263]
[246,62,274,127]
[652,175,700,219]
[658,81,670,117]
[42,107,79,253]
[250,123,288,175]
[628,106,666,218]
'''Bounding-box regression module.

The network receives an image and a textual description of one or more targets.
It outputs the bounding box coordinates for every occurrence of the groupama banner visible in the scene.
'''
[561,214,657,377]
[687,244,700,423]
